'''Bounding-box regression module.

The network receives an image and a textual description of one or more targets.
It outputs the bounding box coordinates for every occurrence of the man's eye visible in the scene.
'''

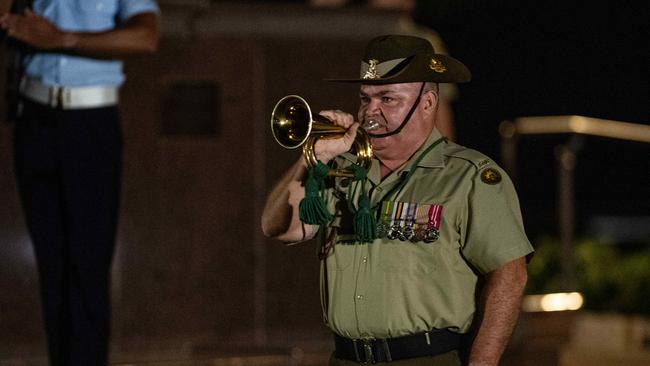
[360,96,369,103]
[382,97,393,103]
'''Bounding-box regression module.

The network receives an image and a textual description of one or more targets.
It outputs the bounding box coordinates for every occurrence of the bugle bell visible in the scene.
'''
[270,95,373,177]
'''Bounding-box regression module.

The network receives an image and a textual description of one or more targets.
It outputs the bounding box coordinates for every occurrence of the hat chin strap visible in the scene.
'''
[366,82,426,139]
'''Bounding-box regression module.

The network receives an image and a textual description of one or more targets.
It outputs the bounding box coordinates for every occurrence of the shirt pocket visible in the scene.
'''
[378,240,435,275]
[329,229,356,271]
[322,221,355,271]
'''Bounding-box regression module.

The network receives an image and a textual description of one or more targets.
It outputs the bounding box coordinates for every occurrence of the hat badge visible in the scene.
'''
[429,58,447,73]
[363,59,380,79]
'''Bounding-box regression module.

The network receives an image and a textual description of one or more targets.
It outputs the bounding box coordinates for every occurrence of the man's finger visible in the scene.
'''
[342,123,359,145]
[318,110,355,128]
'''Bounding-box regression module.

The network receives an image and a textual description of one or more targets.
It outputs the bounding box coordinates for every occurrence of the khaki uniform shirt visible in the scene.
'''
[319,128,534,339]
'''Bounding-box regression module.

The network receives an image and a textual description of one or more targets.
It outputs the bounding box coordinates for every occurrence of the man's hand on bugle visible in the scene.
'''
[313,110,360,163]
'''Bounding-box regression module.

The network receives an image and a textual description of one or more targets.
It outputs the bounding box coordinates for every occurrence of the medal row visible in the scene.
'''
[375,201,442,243]
[376,222,440,242]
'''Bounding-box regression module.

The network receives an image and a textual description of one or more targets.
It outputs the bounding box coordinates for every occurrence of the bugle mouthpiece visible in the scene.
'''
[362,119,380,131]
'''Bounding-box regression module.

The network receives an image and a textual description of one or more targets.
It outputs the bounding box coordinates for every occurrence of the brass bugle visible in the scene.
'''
[270,95,373,177]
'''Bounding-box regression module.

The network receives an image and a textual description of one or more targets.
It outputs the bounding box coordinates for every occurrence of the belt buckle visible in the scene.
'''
[362,338,375,364]
[48,86,63,108]
[351,338,376,364]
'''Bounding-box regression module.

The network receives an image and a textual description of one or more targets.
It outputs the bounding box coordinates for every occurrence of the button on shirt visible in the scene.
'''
[25,0,159,87]
[320,128,534,339]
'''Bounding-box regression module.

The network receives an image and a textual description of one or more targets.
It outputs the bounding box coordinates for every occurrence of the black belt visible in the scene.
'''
[334,329,462,364]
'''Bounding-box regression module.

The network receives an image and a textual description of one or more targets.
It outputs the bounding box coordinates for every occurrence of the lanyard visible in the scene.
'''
[372,136,446,207]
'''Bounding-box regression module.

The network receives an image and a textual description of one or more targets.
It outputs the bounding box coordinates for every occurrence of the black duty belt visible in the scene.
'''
[334,329,461,364]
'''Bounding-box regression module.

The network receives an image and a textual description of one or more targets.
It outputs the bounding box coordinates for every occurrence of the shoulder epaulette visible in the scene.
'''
[443,142,494,170]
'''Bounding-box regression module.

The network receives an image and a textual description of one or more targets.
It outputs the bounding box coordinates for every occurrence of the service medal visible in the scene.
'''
[412,227,427,242]
[376,222,388,239]
[400,202,417,241]
[424,229,440,243]
[400,225,414,241]
[386,201,405,240]
[387,224,402,240]
[423,204,443,243]
[376,201,394,238]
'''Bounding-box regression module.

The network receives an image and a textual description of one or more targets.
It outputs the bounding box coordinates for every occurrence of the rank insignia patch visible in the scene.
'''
[480,168,502,185]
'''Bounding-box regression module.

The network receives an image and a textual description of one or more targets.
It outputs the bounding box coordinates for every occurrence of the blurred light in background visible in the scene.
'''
[522,292,584,312]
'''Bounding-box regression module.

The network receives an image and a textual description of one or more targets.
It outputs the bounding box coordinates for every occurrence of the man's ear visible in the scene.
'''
[422,90,439,116]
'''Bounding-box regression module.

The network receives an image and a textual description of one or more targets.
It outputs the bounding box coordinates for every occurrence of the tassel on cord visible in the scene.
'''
[348,165,376,243]
[299,161,332,225]
[354,190,376,243]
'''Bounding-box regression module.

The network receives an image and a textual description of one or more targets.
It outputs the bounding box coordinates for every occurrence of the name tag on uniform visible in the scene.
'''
[376,201,443,243]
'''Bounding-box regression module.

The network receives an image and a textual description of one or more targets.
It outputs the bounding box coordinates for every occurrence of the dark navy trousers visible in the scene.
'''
[13,99,122,366]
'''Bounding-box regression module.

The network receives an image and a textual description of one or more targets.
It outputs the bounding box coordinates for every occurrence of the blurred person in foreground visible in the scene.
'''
[0,0,159,365]
[262,35,533,365]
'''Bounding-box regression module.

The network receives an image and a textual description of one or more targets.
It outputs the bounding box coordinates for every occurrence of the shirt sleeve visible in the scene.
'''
[118,0,160,22]
[460,165,534,274]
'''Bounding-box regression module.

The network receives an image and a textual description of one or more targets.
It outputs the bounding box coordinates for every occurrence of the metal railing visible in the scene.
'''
[499,115,650,290]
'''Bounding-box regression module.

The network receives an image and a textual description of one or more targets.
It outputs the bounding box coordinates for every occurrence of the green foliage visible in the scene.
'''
[526,236,650,315]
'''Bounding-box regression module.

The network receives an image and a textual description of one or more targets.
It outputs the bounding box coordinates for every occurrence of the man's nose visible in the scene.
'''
[365,98,382,115]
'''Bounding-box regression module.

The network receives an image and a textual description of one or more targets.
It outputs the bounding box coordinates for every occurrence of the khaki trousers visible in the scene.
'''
[329,350,461,366]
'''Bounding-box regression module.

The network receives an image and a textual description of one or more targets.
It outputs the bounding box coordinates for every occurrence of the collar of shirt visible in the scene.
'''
[340,127,447,186]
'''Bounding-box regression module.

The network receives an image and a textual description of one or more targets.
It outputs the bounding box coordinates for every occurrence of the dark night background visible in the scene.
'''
[0,2,647,362]
[414,1,649,241]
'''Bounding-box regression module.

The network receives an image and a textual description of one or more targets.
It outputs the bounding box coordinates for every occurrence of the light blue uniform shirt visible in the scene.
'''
[25,0,159,87]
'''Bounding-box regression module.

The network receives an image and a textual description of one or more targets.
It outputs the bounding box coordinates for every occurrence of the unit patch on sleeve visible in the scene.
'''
[480,168,502,185]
